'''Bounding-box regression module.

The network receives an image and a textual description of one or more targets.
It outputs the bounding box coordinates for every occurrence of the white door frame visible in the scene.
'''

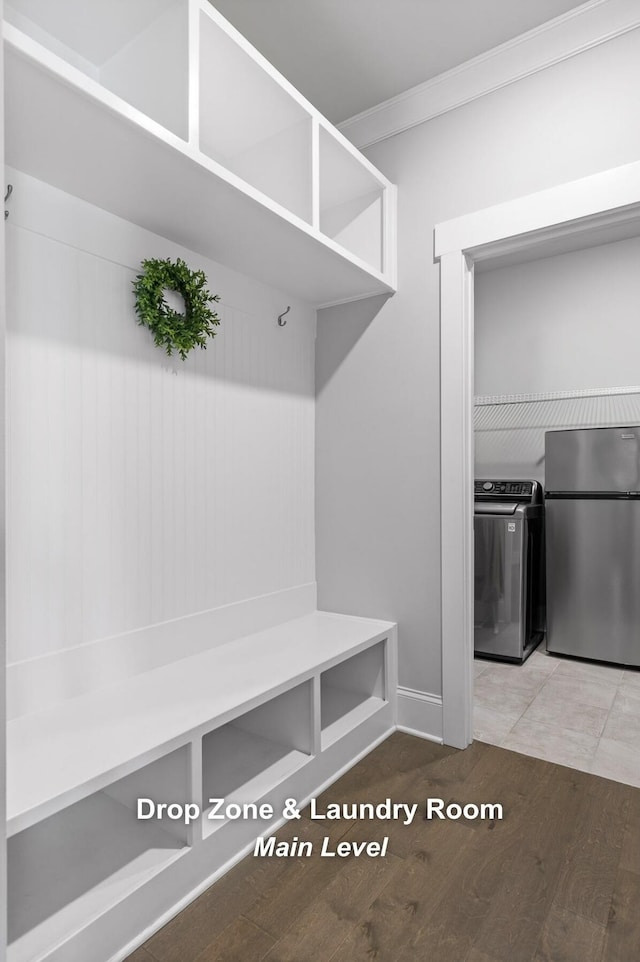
[435,160,640,749]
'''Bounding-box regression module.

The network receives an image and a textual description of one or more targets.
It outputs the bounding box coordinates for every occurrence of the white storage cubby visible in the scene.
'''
[198,10,312,222]
[3,0,399,953]
[319,125,386,274]
[4,0,189,139]
[201,681,313,837]
[321,640,387,748]
[7,747,191,962]
[3,0,397,305]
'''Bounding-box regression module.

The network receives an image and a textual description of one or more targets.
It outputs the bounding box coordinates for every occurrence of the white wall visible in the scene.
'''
[475,235,640,397]
[316,27,640,704]
[6,169,316,665]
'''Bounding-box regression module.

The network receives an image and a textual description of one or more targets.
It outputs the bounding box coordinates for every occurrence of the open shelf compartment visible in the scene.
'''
[321,640,387,749]
[319,125,385,273]
[7,746,191,962]
[202,681,313,838]
[4,0,189,138]
[198,6,313,223]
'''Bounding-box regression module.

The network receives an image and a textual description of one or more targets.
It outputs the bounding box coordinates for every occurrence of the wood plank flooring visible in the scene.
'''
[126,733,640,962]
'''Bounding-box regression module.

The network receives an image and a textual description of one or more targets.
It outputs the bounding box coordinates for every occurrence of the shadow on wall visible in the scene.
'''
[315,293,392,395]
[6,222,317,397]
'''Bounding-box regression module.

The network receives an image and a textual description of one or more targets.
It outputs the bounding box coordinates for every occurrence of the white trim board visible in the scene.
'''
[396,687,443,743]
[434,160,640,750]
[339,0,640,149]
[435,160,640,258]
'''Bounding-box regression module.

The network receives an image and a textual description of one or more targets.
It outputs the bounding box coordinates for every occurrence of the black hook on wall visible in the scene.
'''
[277,306,290,327]
[5,184,13,220]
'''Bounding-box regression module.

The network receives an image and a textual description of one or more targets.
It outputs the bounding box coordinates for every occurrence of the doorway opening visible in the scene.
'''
[435,163,640,749]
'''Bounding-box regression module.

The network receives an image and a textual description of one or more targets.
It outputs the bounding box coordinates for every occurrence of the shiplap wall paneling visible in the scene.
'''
[6,173,316,665]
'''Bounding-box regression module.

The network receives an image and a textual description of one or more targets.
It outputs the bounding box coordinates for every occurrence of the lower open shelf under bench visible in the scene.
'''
[201,679,314,838]
[8,790,188,962]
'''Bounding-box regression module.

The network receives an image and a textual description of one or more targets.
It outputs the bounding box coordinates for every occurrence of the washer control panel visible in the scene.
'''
[474,480,541,503]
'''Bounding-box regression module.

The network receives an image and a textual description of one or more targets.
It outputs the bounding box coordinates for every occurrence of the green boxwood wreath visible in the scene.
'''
[133,257,221,360]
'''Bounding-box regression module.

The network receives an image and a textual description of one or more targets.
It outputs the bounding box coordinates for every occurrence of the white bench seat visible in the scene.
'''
[8,610,396,836]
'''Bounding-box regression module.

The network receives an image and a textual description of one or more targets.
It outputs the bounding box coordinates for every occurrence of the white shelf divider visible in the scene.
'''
[311,115,321,231]
[187,0,200,147]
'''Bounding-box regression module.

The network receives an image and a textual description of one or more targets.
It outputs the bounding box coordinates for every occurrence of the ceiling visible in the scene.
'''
[211,0,590,124]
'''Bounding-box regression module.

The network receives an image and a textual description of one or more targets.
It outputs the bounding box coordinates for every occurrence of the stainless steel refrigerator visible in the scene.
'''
[545,426,640,666]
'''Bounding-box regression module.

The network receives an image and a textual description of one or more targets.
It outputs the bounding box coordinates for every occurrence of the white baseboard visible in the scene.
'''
[7,583,317,719]
[396,725,443,745]
[397,686,443,742]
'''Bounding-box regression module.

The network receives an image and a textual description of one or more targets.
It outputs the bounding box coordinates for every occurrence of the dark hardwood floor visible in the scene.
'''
[126,733,640,962]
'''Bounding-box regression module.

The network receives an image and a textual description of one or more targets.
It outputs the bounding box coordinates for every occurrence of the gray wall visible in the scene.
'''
[316,27,640,696]
[474,235,640,486]
[475,235,640,397]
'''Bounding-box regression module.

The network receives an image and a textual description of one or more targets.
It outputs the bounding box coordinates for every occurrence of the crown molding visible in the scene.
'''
[338,0,640,149]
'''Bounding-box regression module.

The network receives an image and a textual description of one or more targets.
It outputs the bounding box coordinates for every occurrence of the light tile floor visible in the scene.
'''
[474,646,640,788]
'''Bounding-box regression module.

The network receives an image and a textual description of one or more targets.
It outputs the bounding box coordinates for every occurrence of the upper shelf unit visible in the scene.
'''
[3,0,397,307]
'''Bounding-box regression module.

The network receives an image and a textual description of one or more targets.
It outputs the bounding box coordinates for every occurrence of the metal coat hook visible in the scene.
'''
[277,305,290,327]
[5,184,13,220]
